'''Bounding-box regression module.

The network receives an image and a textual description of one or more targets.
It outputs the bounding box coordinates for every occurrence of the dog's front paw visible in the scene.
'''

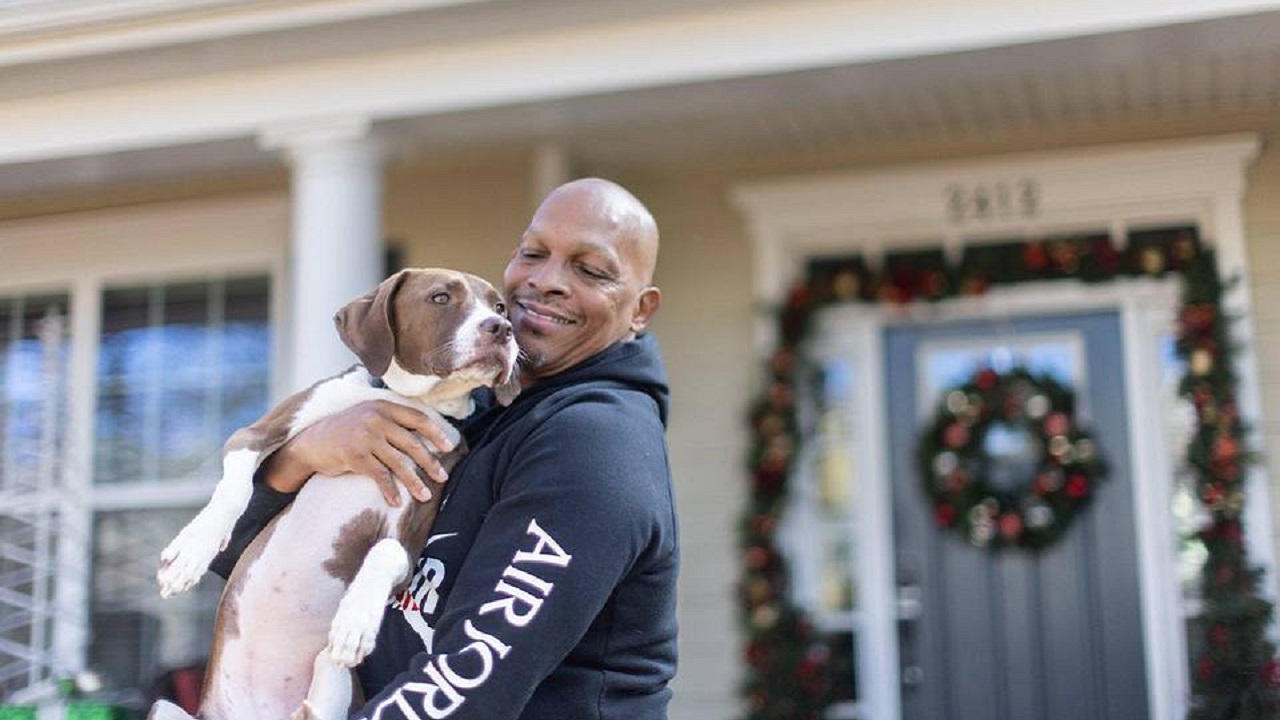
[157,516,231,598]
[326,596,383,667]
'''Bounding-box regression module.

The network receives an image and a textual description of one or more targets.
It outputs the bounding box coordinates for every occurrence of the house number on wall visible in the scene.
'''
[945,179,1040,223]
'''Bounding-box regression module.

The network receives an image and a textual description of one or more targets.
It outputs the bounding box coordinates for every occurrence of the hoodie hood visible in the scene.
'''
[470,333,670,429]
[516,333,670,426]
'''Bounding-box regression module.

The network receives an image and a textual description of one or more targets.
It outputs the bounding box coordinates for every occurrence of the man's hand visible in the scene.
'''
[260,400,457,506]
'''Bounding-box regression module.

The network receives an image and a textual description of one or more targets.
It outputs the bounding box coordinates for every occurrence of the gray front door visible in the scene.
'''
[885,310,1149,720]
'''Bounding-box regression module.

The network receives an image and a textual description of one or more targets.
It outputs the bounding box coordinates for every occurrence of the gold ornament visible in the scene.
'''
[1141,246,1166,275]
[1190,348,1214,377]
[747,578,772,604]
[832,270,860,300]
[1048,435,1071,456]
[1025,394,1050,419]
[751,604,780,629]
[970,520,996,546]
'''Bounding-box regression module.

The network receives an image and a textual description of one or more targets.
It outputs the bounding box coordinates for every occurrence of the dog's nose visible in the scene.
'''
[481,315,512,343]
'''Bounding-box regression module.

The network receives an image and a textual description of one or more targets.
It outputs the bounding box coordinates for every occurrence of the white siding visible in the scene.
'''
[1244,143,1280,572]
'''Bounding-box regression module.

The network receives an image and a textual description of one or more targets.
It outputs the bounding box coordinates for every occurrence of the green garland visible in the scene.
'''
[918,366,1106,550]
[740,227,1279,720]
[1178,254,1280,719]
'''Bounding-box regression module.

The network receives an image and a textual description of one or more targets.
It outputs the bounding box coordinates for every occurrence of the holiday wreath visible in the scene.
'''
[918,366,1106,550]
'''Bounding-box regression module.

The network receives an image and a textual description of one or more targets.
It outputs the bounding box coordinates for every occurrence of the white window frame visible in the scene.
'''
[731,134,1267,720]
[0,194,287,695]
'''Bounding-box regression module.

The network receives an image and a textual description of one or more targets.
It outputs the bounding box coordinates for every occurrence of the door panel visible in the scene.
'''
[886,311,1147,720]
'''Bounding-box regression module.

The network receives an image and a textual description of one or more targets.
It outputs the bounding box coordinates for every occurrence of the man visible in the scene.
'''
[219,178,678,720]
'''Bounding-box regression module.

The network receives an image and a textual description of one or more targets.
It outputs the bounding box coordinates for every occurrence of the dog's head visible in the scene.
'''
[334,268,520,410]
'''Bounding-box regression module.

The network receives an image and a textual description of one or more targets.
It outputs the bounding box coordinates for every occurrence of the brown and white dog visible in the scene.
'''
[151,268,519,720]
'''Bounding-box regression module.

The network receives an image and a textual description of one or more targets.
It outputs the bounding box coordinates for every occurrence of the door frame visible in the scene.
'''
[813,280,1178,719]
[731,134,1268,720]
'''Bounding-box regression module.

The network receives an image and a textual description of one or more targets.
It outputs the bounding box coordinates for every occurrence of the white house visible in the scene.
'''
[4,2,1280,719]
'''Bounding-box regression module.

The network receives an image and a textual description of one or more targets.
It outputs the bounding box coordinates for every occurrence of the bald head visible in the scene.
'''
[504,177,663,382]
[535,178,660,286]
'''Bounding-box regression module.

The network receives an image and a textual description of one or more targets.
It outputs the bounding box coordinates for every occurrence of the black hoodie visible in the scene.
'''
[350,334,679,720]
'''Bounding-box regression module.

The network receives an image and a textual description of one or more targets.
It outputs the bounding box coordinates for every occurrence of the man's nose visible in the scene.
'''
[481,315,512,343]
[526,261,569,295]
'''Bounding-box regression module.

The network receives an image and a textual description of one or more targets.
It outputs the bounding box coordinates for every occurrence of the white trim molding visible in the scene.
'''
[733,134,1261,305]
[730,134,1268,720]
[0,0,488,64]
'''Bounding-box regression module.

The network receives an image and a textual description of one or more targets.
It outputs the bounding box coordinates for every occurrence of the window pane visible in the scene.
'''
[95,276,270,485]
[828,630,859,705]
[220,381,269,442]
[162,282,212,377]
[223,276,270,371]
[91,508,220,705]
[93,388,145,485]
[918,337,1083,418]
[157,387,216,479]
[99,287,155,380]
[1162,332,1208,614]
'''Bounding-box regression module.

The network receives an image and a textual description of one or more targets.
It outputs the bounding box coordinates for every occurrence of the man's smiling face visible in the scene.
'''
[502,180,660,384]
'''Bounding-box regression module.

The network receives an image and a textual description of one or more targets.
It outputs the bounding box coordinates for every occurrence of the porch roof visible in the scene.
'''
[1,0,1280,196]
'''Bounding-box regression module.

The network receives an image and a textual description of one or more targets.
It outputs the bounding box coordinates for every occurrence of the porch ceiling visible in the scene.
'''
[3,8,1280,198]
[386,9,1280,168]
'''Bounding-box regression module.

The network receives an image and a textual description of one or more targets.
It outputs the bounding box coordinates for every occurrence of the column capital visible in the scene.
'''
[258,115,383,157]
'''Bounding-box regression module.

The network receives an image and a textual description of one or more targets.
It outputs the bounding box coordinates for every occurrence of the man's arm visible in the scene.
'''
[208,400,458,578]
[354,401,671,720]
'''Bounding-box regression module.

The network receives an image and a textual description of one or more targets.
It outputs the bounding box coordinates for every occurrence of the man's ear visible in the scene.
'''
[629,286,662,334]
[333,270,409,376]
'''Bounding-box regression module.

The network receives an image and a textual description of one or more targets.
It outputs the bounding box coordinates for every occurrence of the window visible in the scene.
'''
[89,276,270,702]
[785,354,861,715]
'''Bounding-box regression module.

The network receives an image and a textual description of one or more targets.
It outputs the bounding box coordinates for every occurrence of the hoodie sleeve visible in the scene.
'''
[208,476,296,579]
[354,392,669,720]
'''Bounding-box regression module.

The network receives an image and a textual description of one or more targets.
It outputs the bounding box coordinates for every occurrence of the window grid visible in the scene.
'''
[88,275,270,705]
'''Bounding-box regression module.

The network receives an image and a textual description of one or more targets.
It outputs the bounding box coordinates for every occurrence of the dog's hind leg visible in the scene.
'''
[147,700,197,720]
[158,448,260,597]
[290,653,354,720]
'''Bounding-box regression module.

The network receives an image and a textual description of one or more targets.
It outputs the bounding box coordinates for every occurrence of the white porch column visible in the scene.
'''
[262,117,385,390]
[530,143,572,212]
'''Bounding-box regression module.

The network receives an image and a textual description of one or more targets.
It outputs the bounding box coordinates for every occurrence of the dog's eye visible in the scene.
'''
[430,292,450,305]
[494,301,506,315]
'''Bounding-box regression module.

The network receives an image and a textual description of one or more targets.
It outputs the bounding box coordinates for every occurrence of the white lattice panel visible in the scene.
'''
[0,300,68,699]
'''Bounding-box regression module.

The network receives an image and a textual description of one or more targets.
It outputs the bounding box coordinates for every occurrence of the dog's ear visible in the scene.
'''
[334,270,409,377]
[494,364,521,407]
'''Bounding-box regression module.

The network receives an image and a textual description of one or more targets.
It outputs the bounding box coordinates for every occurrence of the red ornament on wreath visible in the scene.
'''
[917,366,1108,550]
